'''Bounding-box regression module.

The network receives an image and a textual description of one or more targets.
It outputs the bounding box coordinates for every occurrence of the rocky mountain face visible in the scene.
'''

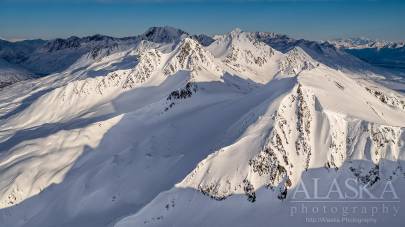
[0,27,404,227]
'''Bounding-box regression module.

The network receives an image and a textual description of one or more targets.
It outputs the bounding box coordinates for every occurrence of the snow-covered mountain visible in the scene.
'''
[139,26,188,44]
[328,38,405,75]
[0,58,32,88]
[0,27,404,227]
[253,32,375,73]
[0,39,45,86]
[329,38,405,49]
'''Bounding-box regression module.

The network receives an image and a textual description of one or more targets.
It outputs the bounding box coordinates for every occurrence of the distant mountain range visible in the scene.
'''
[1,28,404,88]
[328,38,405,73]
[329,37,405,49]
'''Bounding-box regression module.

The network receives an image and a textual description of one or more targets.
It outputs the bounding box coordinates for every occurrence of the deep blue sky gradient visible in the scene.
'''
[0,0,404,41]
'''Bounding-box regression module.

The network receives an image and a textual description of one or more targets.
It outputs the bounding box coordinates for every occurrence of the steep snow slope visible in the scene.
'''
[116,165,405,227]
[0,28,404,227]
[0,35,229,215]
[116,65,405,227]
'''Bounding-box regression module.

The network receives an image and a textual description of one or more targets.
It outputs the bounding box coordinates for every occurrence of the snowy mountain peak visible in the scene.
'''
[207,29,276,75]
[190,34,215,46]
[230,28,243,37]
[178,37,199,47]
[163,37,220,76]
[121,48,162,88]
[140,26,189,44]
[280,46,319,75]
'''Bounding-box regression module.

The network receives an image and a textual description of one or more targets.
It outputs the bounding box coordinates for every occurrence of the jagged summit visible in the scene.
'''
[163,37,220,76]
[279,46,319,75]
[190,34,215,46]
[140,26,189,44]
[206,28,278,80]
[229,27,243,36]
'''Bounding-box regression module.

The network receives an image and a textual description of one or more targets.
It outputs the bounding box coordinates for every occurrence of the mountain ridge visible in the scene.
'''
[0,26,404,227]
[1,27,402,88]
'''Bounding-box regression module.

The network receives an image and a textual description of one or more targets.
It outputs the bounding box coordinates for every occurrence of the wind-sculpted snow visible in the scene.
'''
[0,116,121,208]
[0,27,404,227]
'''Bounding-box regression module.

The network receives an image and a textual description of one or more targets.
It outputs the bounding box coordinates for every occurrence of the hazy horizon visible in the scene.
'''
[1,0,404,42]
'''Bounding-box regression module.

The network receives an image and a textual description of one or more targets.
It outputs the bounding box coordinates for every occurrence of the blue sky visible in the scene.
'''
[0,0,404,41]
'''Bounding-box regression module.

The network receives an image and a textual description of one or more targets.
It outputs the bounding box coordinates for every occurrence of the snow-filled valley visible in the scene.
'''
[0,27,404,227]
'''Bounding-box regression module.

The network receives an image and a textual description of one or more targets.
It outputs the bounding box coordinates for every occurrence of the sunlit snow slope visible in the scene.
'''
[0,27,404,227]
